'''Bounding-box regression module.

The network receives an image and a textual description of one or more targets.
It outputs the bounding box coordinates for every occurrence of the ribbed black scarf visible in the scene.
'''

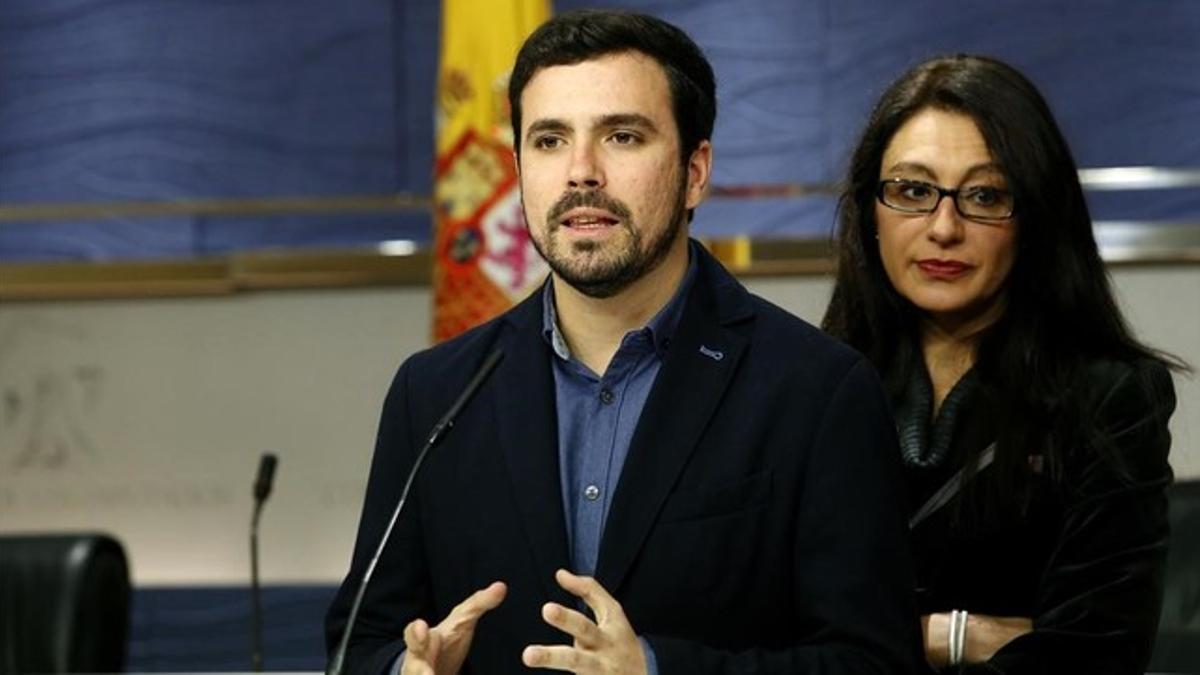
[895,366,979,469]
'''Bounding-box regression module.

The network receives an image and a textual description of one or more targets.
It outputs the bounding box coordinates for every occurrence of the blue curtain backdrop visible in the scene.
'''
[1,0,1197,258]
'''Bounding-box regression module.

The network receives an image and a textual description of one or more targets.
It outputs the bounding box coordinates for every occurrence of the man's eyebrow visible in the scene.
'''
[596,113,658,132]
[524,118,570,142]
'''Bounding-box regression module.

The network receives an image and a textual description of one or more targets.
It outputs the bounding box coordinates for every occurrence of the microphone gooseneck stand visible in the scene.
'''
[327,349,504,675]
[250,452,278,672]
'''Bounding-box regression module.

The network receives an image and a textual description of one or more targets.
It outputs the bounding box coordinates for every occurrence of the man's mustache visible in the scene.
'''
[546,190,632,226]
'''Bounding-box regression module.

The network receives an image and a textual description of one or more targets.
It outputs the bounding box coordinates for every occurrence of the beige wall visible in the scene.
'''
[0,264,1196,585]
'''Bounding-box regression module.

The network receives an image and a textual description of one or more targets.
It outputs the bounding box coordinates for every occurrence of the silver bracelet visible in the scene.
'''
[947,610,960,665]
[948,609,969,665]
[958,609,970,664]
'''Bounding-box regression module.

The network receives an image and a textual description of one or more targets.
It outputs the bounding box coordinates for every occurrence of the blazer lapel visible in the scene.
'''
[491,294,573,602]
[594,249,752,594]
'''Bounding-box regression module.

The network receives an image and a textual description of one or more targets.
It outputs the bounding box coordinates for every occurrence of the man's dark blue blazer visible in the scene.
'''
[326,242,921,674]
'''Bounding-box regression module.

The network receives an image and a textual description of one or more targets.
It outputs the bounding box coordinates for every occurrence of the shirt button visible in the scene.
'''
[599,388,615,404]
[584,484,601,501]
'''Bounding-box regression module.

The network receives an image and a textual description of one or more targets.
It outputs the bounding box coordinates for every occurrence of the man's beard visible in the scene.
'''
[527,180,688,299]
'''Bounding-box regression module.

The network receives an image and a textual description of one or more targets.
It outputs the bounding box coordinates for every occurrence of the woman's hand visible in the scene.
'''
[922,612,1034,668]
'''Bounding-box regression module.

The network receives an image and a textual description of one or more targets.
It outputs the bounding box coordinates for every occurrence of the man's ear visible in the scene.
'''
[512,150,521,179]
[685,140,713,210]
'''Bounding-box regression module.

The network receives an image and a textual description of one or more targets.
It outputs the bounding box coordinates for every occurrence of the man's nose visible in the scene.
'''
[567,143,605,189]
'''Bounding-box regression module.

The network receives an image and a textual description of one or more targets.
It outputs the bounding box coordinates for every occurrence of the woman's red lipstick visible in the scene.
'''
[917,259,971,279]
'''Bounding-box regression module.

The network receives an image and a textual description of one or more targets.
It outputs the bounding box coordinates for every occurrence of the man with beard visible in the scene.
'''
[326,10,920,675]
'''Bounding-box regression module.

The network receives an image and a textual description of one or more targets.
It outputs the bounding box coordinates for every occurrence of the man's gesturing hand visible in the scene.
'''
[522,569,648,674]
[400,581,507,675]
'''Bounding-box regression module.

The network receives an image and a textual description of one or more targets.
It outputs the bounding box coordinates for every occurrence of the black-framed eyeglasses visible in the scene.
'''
[876,178,1014,221]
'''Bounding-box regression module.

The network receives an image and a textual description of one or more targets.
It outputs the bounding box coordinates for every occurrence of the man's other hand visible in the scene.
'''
[522,569,647,674]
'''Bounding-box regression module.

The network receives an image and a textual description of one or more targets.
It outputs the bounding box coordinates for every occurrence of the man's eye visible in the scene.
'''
[610,131,640,145]
[534,136,563,150]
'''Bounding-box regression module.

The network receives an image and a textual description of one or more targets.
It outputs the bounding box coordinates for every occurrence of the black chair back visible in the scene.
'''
[0,533,131,674]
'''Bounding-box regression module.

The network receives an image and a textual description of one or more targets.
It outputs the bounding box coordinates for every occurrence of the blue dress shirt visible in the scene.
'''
[540,255,696,576]
[540,250,696,675]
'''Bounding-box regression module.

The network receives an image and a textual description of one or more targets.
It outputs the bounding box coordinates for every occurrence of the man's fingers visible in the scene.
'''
[463,581,508,614]
[532,574,643,673]
[541,602,603,647]
[403,618,431,655]
[554,569,615,622]
[522,644,591,672]
[401,620,439,675]
[444,581,508,627]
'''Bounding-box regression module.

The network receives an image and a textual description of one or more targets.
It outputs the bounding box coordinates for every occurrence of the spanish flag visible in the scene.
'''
[432,0,551,342]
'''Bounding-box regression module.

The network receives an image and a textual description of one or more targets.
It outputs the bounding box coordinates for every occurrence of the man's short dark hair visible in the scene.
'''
[509,9,716,163]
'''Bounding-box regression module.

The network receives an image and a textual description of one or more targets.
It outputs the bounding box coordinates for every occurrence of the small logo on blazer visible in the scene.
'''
[698,345,724,361]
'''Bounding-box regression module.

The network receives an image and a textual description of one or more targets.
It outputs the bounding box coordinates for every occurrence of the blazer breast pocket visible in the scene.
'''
[660,469,773,523]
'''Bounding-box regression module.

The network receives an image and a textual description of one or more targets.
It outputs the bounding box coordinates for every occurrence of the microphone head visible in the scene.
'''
[254,453,278,501]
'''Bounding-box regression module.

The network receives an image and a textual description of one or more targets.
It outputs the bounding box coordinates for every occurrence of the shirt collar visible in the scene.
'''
[541,241,698,361]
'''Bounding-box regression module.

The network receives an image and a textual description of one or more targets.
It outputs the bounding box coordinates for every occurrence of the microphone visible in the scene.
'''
[250,452,278,672]
[327,349,504,675]
[255,453,278,502]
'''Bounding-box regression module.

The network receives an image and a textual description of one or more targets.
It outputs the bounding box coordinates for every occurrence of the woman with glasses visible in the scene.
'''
[823,54,1184,673]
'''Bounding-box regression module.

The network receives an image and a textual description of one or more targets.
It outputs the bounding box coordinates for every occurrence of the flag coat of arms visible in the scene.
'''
[433,0,550,341]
